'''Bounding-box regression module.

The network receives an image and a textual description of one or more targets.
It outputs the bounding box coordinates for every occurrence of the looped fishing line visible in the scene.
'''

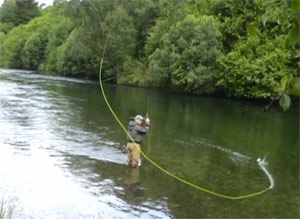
[98,36,274,200]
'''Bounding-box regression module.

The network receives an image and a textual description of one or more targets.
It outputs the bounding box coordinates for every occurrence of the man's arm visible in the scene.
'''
[136,118,151,134]
[136,124,150,134]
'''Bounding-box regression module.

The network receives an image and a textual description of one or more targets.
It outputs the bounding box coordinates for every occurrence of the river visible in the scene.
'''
[0,68,299,218]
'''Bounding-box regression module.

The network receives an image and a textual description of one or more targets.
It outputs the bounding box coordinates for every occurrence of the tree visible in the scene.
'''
[148,15,222,94]
[41,16,74,73]
[145,0,187,57]
[123,0,160,59]
[102,5,137,79]
[21,30,48,69]
[0,10,59,69]
[0,0,40,27]
[0,0,16,24]
[14,0,41,25]
[213,0,264,52]
[0,0,17,33]
[217,35,294,99]
[217,0,299,110]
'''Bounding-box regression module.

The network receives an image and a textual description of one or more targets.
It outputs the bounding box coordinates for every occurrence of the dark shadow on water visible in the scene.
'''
[124,167,146,206]
[60,153,172,217]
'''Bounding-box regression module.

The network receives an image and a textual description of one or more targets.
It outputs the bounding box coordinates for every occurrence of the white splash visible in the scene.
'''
[257,157,275,189]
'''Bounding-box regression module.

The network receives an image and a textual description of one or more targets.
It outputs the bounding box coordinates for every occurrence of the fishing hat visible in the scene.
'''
[135,115,144,121]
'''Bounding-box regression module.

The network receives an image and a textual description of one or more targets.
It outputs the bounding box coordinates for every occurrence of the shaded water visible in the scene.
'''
[0,69,299,218]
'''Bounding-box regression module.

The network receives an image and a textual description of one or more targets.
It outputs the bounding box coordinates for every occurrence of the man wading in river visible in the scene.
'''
[127,115,151,167]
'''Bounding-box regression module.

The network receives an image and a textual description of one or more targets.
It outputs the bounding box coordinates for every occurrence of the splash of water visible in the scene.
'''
[257,157,275,189]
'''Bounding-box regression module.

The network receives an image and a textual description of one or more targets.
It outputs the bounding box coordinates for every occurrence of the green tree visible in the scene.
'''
[0,22,15,34]
[213,0,264,52]
[14,0,41,25]
[51,0,115,78]
[148,15,222,94]
[0,0,297,107]
[55,28,95,77]
[0,0,17,33]
[217,0,299,110]
[123,0,160,59]
[0,10,59,69]
[41,17,74,73]
[102,5,137,79]
[0,0,16,24]
[145,0,187,57]
[21,30,48,69]
[247,0,300,110]
[0,25,29,67]
[0,0,40,27]
[217,35,294,99]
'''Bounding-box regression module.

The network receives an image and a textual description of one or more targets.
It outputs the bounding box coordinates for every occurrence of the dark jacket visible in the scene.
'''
[127,120,150,144]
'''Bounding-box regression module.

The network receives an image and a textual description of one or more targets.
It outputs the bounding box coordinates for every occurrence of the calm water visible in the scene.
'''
[0,69,299,218]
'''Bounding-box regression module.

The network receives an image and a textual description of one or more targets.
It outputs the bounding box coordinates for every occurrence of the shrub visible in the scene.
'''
[217,35,295,99]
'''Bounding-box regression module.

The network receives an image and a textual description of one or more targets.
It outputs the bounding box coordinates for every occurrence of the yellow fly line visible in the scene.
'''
[98,37,274,200]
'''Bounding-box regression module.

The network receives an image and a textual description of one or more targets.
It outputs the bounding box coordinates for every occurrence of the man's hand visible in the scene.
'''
[145,118,151,125]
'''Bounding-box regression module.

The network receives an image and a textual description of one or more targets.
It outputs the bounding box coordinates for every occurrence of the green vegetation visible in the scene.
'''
[0,0,299,110]
[0,0,40,32]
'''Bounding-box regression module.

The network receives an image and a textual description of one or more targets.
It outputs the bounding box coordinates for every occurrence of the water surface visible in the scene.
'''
[0,69,299,218]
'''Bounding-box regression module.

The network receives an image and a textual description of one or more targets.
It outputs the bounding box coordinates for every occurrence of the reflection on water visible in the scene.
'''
[124,167,144,206]
[0,69,299,218]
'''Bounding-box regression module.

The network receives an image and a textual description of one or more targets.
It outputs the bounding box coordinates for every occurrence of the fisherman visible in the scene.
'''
[127,115,151,167]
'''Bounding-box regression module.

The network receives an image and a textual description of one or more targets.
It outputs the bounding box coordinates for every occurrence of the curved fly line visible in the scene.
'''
[98,36,274,200]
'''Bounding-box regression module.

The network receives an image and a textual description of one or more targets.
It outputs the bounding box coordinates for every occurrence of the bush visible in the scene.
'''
[0,22,14,34]
[119,56,152,86]
[55,28,96,77]
[21,31,48,70]
[0,11,57,69]
[102,5,137,79]
[147,15,222,94]
[0,25,30,68]
[217,35,295,99]
[41,17,74,73]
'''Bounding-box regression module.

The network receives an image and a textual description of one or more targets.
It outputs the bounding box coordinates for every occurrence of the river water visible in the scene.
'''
[0,68,299,218]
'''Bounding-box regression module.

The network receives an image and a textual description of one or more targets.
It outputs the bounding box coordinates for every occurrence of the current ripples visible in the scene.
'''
[0,69,171,219]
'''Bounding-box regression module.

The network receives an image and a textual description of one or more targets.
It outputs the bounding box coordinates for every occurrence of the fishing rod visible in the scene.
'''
[98,34,274,200]
[145,95,152,154]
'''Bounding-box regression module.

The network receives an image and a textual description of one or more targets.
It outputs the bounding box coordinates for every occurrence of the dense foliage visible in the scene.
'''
[0,0,299,109]
[0,0,41,31]
[146,14,222,94]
